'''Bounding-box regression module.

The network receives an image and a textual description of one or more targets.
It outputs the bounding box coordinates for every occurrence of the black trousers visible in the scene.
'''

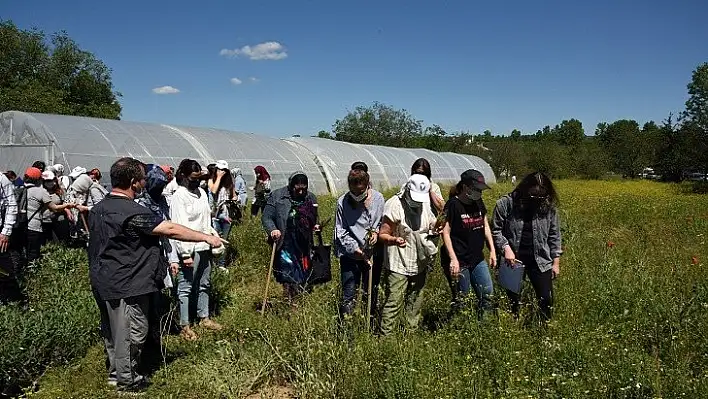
[250,203,265,217]
[506,254,553,320]
[27,225,51,264]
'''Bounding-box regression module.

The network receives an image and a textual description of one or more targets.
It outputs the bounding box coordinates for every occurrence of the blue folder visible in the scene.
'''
[498,259,525,294]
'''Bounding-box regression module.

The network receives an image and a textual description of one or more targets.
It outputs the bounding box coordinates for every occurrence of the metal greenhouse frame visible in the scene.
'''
[0,111,495,195]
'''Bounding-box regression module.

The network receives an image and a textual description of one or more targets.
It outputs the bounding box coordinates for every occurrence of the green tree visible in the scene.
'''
[525,141,573,178]
[510,129,521,140]
[418,124,450,151]
[574,140,610,179]
[685,62,708,130]
[316,130,332,139]
[0,20,121,119]
[553,118,585,147]
[487,140,526,181]
[654,114,708,182]
[332,102,423,147]
[597,119,648,178]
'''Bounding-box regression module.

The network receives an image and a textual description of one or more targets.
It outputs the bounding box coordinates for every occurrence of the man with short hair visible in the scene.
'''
[89,157,224,392]
[334,168,385,322]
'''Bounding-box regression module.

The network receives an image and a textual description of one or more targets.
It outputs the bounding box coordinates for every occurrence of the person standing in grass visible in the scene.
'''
[335,168,384,321]
[252,165,271,217]
[208,160,236,269]
[262,172,319,303]
[441,170,496,317]
[89,157,223,392]
[171,159,224,341]
[231,167,248,208]
[492,172,562,321]
[378,175,438,335]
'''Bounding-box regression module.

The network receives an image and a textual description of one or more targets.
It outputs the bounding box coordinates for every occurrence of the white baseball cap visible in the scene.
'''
[41,170,55,181]
[406,174,431,203]
[69,166,87,179]
[53,164,65,174]
[215,160,229,170]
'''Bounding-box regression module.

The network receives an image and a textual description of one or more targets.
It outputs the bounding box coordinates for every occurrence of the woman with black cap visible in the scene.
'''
[441,169,496,318]
[261,172,319,303]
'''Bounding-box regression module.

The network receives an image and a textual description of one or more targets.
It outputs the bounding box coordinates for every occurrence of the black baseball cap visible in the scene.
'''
[461,169,490,190]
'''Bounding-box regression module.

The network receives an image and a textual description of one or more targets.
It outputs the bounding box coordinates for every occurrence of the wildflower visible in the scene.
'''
[692,256,700,265]
[607,241,615,248]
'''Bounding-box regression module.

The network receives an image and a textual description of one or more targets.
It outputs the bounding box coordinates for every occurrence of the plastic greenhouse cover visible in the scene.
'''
[0,112,495,196]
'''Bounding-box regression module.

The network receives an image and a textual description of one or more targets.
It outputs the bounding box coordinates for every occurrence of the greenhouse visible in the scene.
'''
[0,111,495,195]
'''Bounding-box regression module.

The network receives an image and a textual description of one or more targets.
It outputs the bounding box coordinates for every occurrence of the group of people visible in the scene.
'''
[0,161,109,301]
[0,157,276,393]
[260,158,562,337]
[0,155,563,394]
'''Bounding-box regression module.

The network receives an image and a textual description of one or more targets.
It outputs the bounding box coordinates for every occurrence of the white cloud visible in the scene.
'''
[249,77,259,83]
[230,77,243,85]
[219,41,287,61]
[152,85,180,95]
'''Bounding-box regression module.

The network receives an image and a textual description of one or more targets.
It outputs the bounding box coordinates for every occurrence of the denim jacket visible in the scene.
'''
[491,194,562,272]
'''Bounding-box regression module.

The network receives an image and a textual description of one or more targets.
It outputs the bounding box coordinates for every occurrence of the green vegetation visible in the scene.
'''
[320,63,708,183]
[1,180,705,398]
[0,20,122,119]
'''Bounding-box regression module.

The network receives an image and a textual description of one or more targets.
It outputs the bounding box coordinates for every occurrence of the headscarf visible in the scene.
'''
[254,165,270,181]
[136,164,169,219]
[286,171,316,243]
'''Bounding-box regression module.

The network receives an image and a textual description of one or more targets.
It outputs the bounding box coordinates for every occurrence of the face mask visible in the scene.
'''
[404,192,423,210]
[465,189,482,202]
[187,179,200,190]
[349,191,367,203]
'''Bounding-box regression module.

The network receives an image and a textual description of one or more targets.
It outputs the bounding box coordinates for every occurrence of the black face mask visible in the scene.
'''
[187,179,200,190]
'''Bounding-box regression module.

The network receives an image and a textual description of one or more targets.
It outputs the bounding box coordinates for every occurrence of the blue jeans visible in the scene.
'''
[457,260,494,318]
[339,255,382,318]
[212,218,232,267]
[176,250,211,326]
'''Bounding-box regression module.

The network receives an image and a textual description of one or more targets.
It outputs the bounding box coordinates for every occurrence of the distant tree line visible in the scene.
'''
[318,63,708,183]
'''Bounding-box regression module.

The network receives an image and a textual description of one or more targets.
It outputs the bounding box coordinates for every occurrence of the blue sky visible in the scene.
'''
[9,0,708,137]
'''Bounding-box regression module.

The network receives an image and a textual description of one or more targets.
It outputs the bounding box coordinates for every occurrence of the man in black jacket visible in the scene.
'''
[89,157,224,393]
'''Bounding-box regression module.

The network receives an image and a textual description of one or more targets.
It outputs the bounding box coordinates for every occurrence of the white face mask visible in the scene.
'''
[349,191,367,202]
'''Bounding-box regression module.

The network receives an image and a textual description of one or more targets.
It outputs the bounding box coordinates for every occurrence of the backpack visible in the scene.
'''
[13,185,28,228]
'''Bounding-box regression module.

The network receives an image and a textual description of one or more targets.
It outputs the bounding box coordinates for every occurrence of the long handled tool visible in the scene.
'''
[366,258,373,332]
[80,213,90,235]
[261,242,277,316]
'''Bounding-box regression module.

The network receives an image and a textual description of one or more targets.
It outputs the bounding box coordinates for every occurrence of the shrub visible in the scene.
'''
[0,245,97,396]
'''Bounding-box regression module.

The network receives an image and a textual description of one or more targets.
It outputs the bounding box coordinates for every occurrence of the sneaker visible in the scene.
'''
[180,325,198,341]
[116,375,149,395]
[218,266,228,273]
[108,379,118,387]
[199,318,223,331]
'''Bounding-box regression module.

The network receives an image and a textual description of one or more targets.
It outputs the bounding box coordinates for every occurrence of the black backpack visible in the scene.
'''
[12,185,28,230]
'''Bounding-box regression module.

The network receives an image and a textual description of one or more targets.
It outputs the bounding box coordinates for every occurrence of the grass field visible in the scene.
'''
[13,180,708,398]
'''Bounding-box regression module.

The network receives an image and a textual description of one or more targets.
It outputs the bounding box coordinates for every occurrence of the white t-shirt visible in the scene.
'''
[169,186,212,258]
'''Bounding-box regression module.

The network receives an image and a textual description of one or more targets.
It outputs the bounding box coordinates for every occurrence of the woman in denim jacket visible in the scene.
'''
[492,172,562,321]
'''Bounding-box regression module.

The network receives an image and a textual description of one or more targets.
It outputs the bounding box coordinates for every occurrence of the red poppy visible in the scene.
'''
[692,256,700,265]
[607,241,615,248]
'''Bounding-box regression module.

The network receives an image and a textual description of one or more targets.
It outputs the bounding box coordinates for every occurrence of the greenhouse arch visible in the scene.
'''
[0,111,495,195]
